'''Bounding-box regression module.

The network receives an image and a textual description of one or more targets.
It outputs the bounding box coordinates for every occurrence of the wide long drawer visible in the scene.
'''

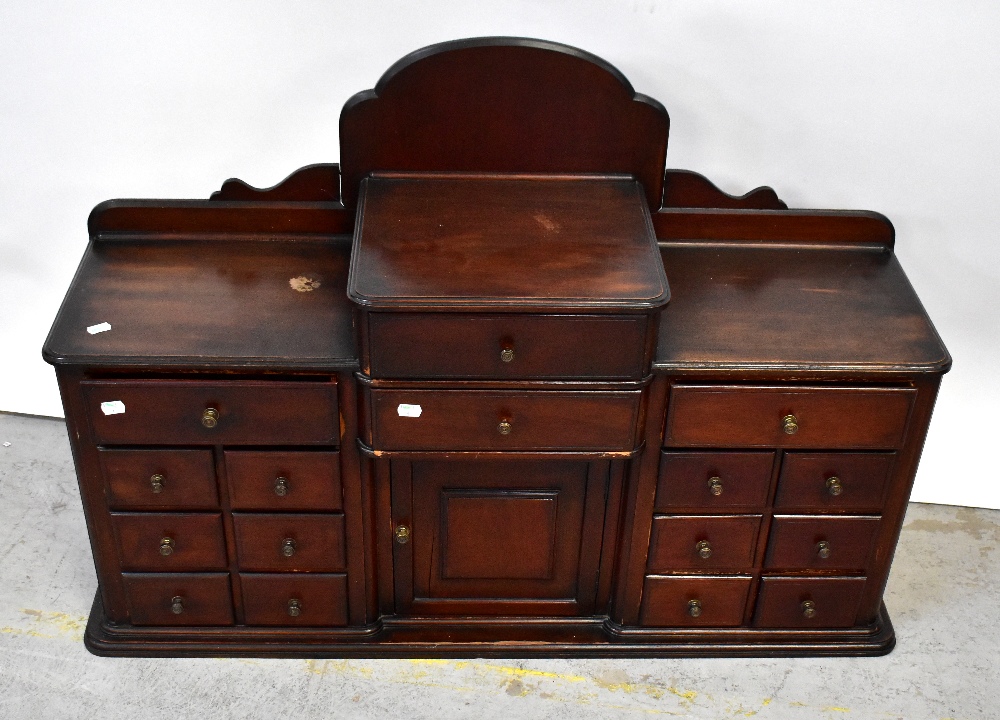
[665,385,914,449]
[367,313,649,379]
[369,389,643,451]
[83,379,339,445]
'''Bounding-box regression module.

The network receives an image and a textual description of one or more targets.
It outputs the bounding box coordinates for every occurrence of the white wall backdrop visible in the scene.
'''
[1,1,997,508]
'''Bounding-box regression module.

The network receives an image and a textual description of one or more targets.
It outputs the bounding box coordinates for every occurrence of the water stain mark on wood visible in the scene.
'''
[289,276,321,292]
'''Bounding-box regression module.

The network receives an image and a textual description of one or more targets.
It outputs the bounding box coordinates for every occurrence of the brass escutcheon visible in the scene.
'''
[816,540,832,559]
[274,476,290,497]
[696,540,713,559]
[171,596,184,615]
[201,407,219,428]
[782,414,799,435]
[150,473,165,494]
[500,347,514,363]
[159,536,174,556]
[708,476,723,496]
[801,599,817,618]
[826,476,843,496]
[497,419,513,435]
[687,599,702,618]
[281,537,297,557]
[287,598,302,617]
[394,525,410,544]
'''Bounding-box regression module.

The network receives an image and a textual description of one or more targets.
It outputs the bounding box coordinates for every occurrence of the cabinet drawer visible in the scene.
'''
[82,379,339,445]
[775,453,893,512]
[753,577,866,628]
[233,514,346,572]
[367,313,648,379]
[100,448,217,510]
[655,451,773,510]
[647,515,762,572]
[665,385,914,449]
[765,516,880,572]
[640,576,751,627]
[370,389,642,451]
[123,573,233,626]
[240,573,349,626]
[112,513,227,571]
[226,451,342,511]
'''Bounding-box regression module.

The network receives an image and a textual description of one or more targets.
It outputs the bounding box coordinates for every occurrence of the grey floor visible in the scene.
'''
[0,412,995,719]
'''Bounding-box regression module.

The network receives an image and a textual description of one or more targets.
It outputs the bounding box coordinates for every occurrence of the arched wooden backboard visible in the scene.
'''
[339,37,670,210]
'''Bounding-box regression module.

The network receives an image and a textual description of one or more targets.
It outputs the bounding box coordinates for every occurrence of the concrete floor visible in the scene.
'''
[0,412,995,719]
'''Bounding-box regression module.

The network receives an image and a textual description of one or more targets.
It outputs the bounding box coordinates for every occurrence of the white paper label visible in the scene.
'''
[87,322,112,334]
[397,403,422,418]
[100,401,126,416]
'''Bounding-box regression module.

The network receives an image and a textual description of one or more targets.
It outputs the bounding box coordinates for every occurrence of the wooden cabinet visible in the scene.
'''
[43,38,949,657]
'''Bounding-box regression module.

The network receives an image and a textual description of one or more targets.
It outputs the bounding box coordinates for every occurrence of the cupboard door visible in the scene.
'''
[391,458,608,616]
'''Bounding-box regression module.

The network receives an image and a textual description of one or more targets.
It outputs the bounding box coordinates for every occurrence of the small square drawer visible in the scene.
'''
[233,513,346,572]
[647,515,762,572]
[775,453,893,513]
[765,516,880,572]
[369,388,642,452]
[655,451,773,510]
[753,576,866,628]
[100,449,217,510]
[112,513,227,571]
[367,313,648,380]
[123,573,233,626]
[241,573,349,626]
[664,385,914,449]
[226,451,342,511]
[82,379,339,445]
[640,576,751,627]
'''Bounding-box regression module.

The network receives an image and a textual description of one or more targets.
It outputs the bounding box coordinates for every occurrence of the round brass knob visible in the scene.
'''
[201,407,219,428]
[782,414,799,435]
[287,598,302,617]
[708,476,724,496]
[826,476,843,496]
[159,536,174,556]
[696,540,713,559]
[171,596,184,615]
[281,538,297,557]
[497,420,513,436]
[394,525,410,544]
[801,600,817,618]
[150,473,165,494]
[816,540,832,559]
[500,347,515,363]
[687,599,702,618]
[274,476,289,497]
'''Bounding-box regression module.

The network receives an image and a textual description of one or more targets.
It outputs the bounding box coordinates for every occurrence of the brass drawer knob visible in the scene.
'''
[687,599,702,618]
[497,420,513,435]
[801,600,817,618]
[696,540,713,559]
[287,598,302,617]
[816,540,832,559]
[201,407,219,428]
[782,414,799,435]
[159,536,174,556]
[708,476,723,496]
[171,596,184,615]
[274,476,290,497]
[500,347,515,363]
[826,476,843,496]
[394,525,410,544]
[281,537,297,557]
[150,473,165,494]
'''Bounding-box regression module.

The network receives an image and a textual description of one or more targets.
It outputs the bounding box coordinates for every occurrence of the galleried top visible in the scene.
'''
[339,37,670,209]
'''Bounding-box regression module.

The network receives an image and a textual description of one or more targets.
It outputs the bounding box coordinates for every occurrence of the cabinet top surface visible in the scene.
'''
[347,174,670,311]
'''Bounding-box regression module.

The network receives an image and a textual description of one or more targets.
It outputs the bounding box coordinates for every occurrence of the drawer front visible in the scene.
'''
[83,379,339,445]
[665,385,914,449]
[226,451,342,511]
[122,573,233,626]
[368,313,648,379]
[370,389,642,451]
[754,576,866,628]
[640,576,751,627]
[100,448,217,510]
[765,516,880,572]
[233,513,346,572]
[655,451,773,510]
[775,453,893,513]
[647,515,762,572]
[241,573,349,626]
[112,513,227,571]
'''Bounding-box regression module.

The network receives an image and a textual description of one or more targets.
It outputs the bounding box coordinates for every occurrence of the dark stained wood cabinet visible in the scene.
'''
[42,37,950,657]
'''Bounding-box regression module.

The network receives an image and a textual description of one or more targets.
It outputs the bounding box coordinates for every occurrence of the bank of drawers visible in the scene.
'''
[640,384,914,629]
[86,379,347,627]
